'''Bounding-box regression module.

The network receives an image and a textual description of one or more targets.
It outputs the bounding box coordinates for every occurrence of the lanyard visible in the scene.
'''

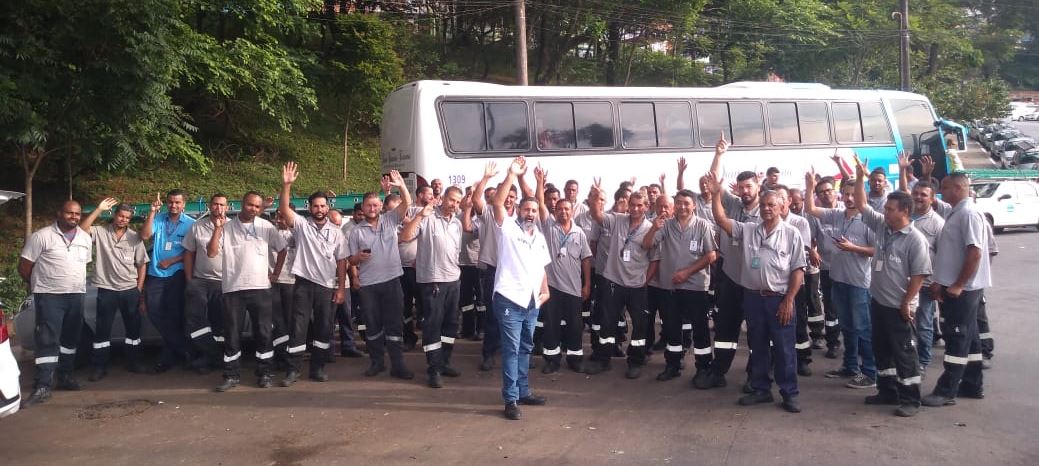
[164,215,180,237]
[623,222,641,248]
[55,224,76,251]
[839,215,859,239]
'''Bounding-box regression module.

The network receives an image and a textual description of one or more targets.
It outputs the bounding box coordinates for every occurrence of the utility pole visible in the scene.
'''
[898,0,911,91]
[515,0,528,85]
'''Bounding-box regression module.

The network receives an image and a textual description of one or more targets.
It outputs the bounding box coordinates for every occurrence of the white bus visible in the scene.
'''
[380,80,962,195]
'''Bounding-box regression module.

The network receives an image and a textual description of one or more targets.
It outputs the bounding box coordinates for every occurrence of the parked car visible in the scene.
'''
[0,190,25,417]
[1025,111,1039,122]
[1012,149,1039,170]
[971,180,1039,232]
[986,129,1023,155]
[998,138,1036,169]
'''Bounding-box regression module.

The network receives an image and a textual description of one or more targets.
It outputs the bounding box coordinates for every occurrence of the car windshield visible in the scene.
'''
[1021,151,1039,163]
[972,183,999,198]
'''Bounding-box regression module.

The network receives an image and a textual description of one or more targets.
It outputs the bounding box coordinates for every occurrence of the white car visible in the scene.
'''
[971,180,1039,232]
[0,190,25,417]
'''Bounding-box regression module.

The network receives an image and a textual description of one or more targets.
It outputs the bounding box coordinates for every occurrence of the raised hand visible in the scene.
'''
[830,149,842,165]
[508,156,527,176]
[533,163,546,183]
[703,173,722,195]
[896,151,911,170]
[388,169,405,188]
[283,161,299,185]
[677,156,688,174]
[460,190,474,212]
[212,215,227,228]
[659,172,666,187]
[805,167,817,192]
[419,202,435,218]
[853,155,868,179]
[715,131,730,155]
[652,215,667,230]
[150,192,163,213]
[380,175,393,193]
[484,161,500,180]
[920,155,935,177]
[263,196,275,210]
[98,197,118,211]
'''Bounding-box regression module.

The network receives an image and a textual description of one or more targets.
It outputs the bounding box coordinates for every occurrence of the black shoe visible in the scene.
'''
[797,361,812,377]
[340,348,364,358]
[518,394,547,406]
[697,371,726,390]
[741,378,754,394]
[656,366,681,381]
[824,348,839,359]
[625,365,642,379]
[566,358,584,373]
[215,377,240,392]
[390,367,415,380]
[894,403,919,417]
[583,360,611,375]
[154,360,174,374]
[55,376,82,391]
[479,356,495,372]
[441,366,461,377]
[428,372,443,388]
[958,387,985,399]
[612,345,626,358]
[403,341,417,352]
[21,387,52,408]
[541,360,560,375]
[309,368,329,382]
[738,391,775,406]
[651,340,666,352]
[89,367,108,382]
[504,402,521,420]
[127,361,148,374]
[864,394,900,405]
[691,370,712,389]
[811,338,826,350]
[189,357,212,375]
[257,374,273,388]
[364,363,387,377]
[921,394,956,407]
[781,396,802,413]
[281,370,300,387]
[981,357,992,370]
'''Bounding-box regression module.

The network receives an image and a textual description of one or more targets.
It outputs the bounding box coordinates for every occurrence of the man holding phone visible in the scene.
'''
[347,171,415,379]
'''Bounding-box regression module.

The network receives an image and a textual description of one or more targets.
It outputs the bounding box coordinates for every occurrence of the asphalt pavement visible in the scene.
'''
[2,147,1037,465]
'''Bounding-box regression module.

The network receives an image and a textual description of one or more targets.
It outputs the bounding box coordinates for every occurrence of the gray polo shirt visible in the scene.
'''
[92,225,149,291]
[348,210,404,286]
[867,191,888,211]
[415,210,463,283]
[543,217,592,297]
[269,229,296,285]
[809,214,832,271]
[182,218,223,281]
[694,194,715,224]
[459,212,481,267]
[601,212,652,288]
[817,207,875,289]
[220,217,287,293]
[291,218,349,288]
[718,192,761,287]
[21,224,92,294]
[478,208,513,268]
[398,206,422,268]
[911,209,945,287]
[729,220,807,294]
[933,199,992,291]
[575,211,605,272]
[651,216,717,291]
[860,206,932,309]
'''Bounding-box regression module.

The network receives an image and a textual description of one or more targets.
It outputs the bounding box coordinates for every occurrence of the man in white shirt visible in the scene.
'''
[208,192,287,391]
[182,193,230,373]
[491,157,552,420]
[19,201,93,407]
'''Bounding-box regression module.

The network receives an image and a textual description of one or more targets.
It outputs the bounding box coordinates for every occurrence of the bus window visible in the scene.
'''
[860,101,892,143]
[621,102,657,148]
[486,102,530,151]
[575,102,614,149]
[768,102,799,145]
[730,102,765,146]
[697,102,731,146]
[890,99,935,156]
[832,102,863,143]
[535,102,577,150]
[798,102,830,144]
[656,102,694,148]
[442,102,487,152]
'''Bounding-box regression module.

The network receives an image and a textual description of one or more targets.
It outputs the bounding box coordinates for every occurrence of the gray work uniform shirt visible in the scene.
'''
[269,229,296,285]
[575,211,606,273]
[415,210,463,283]
[817,207,875,289]
[729,220,807,294]
[182,218,223,280]
[718,192,761,287]
[348,211,405,286]
[933,199,992,291]
[650,216,717,291]
[21,224,92,294]
[543,217,592,298]
[911,209,945,287]
[220,217,287,294]
[600,213,652,288]
[91,225,149,291]
[291,218,349,288]
[867,191,888,211]
[459,212,481,267]
[478,208,512,269]
[398,206,422,268]
[860,205,932,309]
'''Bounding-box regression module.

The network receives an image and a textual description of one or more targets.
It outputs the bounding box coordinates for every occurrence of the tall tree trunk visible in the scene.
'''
[19,148,47,240]
[606,21,620,85]
[927,43,940,76]
[343,118,351,182]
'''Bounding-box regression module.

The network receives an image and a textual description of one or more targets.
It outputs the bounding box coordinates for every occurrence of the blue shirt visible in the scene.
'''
[148,213,196,277]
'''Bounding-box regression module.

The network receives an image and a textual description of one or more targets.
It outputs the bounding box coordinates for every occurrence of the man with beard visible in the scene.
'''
[400,185,436,351]
[642,189,718,385]
[19,201,93,406]
[401,185,466,388]
[585,184,654,379]
[279,162,350,386]
[347,171,415,380]
[491,157,552,420]
[707,173,806,413]
[867,168,891,211]
[141,189,195,372]
[80,199,149,380]
[182,194,230,373]
[534,165,592,374]
[209,192,287,391]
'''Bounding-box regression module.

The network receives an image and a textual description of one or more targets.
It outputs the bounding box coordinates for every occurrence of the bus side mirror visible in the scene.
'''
[998,194,1012,201]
